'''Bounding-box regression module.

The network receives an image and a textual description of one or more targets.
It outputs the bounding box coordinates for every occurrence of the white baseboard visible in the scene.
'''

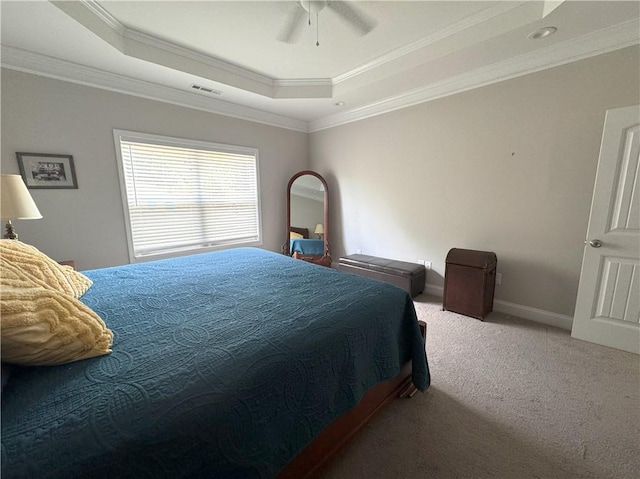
[492,300,574,331]
[422,283,573,331]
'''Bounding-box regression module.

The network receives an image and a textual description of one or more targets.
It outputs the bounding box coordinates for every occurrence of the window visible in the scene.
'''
[113,130,261,261]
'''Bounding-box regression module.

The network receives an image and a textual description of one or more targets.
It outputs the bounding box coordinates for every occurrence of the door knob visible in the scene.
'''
[589,239,602,248]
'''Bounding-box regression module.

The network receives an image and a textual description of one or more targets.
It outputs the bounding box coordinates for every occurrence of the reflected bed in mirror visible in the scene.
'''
[289,226,324,256]
[284,171,331,267]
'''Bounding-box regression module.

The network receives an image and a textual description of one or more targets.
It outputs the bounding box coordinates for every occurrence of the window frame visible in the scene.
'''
[113,129,262,263]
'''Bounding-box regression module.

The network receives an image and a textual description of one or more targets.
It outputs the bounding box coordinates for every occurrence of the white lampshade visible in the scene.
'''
[1,174,42,220]
[314,223,324,235]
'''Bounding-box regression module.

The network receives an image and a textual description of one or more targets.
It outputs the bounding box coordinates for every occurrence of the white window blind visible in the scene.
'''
[114,130,261,261]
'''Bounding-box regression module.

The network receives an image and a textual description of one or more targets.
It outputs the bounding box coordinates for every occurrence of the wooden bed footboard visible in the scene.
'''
[278,320,427,479]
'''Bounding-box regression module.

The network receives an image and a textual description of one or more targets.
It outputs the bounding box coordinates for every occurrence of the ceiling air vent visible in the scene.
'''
[191,84,222,95]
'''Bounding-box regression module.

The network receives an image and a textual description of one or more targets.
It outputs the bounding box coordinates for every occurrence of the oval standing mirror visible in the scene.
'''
[283,171,330,267]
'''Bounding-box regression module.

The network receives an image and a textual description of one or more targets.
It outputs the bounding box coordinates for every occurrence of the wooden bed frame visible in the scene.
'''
[278,320,427,478]
[290,226,310,238]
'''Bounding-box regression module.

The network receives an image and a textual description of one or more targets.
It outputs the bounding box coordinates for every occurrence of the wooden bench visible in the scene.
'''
[338,254,426,297]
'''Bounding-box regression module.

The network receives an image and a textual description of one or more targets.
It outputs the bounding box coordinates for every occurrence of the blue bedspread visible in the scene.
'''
[289,238,324,255]
[1,247,429,478]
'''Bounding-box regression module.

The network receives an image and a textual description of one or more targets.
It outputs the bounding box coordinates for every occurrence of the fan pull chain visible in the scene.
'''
[308,1,311,25]
[316,12,319,46]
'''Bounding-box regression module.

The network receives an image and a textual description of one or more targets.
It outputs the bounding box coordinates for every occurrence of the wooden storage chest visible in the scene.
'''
[443,248,497,320]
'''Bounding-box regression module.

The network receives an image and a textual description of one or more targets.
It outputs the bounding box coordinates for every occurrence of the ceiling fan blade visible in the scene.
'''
[277,6,306,43]
[329,1,377,36]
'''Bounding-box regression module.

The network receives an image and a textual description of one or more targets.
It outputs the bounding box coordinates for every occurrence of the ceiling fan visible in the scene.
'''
[278,1,378,46]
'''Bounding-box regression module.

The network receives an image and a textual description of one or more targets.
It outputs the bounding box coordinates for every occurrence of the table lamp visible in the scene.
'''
[1,174,42,240]
[314,223,324,239]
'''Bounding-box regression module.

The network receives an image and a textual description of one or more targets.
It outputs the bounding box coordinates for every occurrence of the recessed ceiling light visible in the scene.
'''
[335,101,346,107]
[528,26,557,40]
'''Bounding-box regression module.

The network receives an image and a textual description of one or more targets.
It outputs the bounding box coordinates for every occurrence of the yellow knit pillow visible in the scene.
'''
[0,276,113,366]
[0,240,92,298]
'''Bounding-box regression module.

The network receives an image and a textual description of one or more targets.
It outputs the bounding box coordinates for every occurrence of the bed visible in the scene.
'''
[290,238,324,256]
[288,226,328,268]
[288,226,324,256]
[1,246,430,478]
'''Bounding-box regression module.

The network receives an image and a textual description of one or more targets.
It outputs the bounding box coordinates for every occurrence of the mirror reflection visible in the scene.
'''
[284,171,331,267]
[290,174,324,243]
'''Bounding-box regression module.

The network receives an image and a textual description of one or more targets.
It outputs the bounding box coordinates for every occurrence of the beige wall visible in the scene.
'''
[310,46,640,318]
[1,70,308,270]
[2,46,638,319]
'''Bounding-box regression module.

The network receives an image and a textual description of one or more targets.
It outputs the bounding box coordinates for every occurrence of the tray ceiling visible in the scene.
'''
[1,1,638,131]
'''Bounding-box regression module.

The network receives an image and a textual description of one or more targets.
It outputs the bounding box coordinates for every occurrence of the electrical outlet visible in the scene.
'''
[425,261,432,270]
[418,259,425,266]
[496,273,502,285]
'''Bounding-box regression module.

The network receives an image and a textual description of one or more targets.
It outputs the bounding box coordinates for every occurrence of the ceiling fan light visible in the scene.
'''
[300,0,328,15]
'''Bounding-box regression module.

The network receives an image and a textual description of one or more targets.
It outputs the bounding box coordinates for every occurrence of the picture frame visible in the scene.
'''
[16,152,78,189]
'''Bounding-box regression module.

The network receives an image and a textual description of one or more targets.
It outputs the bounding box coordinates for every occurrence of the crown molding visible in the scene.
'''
[0,46,309,133]
[334,1,527,85]
[3,10,637,135]
[79,0,124,34]
[51,0,332,99]
[310,19,640,132]
[122,27,273,87]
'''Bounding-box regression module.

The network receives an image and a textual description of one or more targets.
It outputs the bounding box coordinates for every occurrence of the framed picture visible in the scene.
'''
[16,152,78,189]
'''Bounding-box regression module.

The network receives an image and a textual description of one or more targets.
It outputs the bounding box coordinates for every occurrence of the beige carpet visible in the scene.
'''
[320,294,640,479]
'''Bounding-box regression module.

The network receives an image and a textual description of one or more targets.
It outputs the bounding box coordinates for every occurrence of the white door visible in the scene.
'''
[572,105,640,354]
